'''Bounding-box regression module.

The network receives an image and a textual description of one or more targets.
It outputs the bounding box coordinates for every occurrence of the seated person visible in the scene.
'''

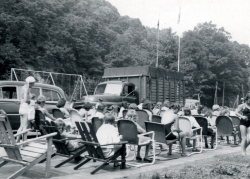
[125,110,152,162]
[183,108,201,151]
[128,103,139,110]
[56,98,70,118]
[36,95,56,121]
[107,105,119,120]
[161,103,187,156]
[96,113,123,165]
[142,100,153,121]
[78,102,86,117]
[137,98,146,110]
[79,102,95,122]
[161,100,170,111]
[94,102,105,119]
[118,101,128,119]
[152,102,162,115]
[55,118,84,160]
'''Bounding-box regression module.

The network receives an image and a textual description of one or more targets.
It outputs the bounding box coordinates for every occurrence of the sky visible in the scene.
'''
[106,0,250,46]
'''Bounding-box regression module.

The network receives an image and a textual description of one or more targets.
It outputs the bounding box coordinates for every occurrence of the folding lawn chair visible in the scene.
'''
[52,109,65,119]
[178,116,203,155]
[0,110,57,179]
[74,121,127,174]
[145,121,180,160]
[152,115,161,123]
[135,110,150,130]
[194,116,217,150]
[216,116,239,146]
[42,125,87,168]
[117,120,155,167]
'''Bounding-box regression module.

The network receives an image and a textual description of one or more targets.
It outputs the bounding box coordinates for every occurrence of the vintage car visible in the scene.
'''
[0,81,67,131]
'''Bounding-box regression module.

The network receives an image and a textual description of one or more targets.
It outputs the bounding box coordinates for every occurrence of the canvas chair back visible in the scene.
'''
[160,110,165,117]
[52,109,65,119]
[230,116,240,126]
[117,120,138,144]
[43,126,70,155]
[135,110,149,129]
[178,116,192,136]
[75,121,105,159]
[152,115,161,123]
[122,109,128,119]
[0,111,22,161]
[69,109,82,127]
[194,116,208,135]
[216,116,234,135]
[92,117,103,133]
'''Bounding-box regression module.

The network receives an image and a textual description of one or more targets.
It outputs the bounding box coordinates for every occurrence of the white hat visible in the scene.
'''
[25,76,36,83]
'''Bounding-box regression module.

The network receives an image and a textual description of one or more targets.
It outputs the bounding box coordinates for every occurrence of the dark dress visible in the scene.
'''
[240,105,250,127]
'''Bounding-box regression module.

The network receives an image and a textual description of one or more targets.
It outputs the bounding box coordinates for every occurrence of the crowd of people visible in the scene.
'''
[17,76,250,165]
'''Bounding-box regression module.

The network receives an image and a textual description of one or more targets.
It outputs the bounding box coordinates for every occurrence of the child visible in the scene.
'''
[55,118,85,159]
[125,110,152,162]
[56,98,70,119]
[152,102,162,115]
[36,95,56,121]
[96,113,123,161]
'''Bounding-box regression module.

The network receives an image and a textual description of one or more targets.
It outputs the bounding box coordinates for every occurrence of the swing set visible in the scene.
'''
[10,68,88,102]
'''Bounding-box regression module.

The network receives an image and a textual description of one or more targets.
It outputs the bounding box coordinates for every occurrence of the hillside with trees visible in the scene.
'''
[1,0,250,107]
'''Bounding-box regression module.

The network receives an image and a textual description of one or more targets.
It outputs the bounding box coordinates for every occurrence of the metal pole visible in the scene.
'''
[11,68,13,81]
[80,76,88,96]
[50,73,55,86]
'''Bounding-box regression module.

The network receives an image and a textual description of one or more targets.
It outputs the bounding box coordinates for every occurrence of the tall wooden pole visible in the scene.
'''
[177,37,180,72]
[156,20,159,68]
[222,82,225,106]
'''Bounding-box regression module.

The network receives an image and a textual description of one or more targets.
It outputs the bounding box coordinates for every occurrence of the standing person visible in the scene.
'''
[161,103,188,156]
[16,76,36,142]
[235,93,250,156]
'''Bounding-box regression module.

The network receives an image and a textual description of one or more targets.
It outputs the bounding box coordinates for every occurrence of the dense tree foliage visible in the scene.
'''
[0,0,250,107]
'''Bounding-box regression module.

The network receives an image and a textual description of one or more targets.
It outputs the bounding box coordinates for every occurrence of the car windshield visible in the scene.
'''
[95,83,122,95]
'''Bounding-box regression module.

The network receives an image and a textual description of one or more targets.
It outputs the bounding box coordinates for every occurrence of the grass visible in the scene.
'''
[141,154,250,179]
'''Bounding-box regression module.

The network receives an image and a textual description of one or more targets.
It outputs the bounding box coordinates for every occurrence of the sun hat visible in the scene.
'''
[25,76,36,83]
[37,95,46,102]
[212,104,220,111]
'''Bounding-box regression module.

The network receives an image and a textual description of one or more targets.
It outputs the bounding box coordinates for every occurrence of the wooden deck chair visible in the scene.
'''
[122,109,128,119]
[152,115,161,123]
[145,121,180,160]
[178,116,203,156]
[91,117,103,134]
[117,120,155,167]
[52,109,65,119]
[0,111,57,179]
[216,116,238,146]
[194,116,217,150]
[74,121,127,174]
[135,110,149,130]
[42,125,87,168]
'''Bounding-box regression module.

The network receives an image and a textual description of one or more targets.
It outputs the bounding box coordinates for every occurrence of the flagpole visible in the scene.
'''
[177,4,181,72]
[156,20,159,68]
